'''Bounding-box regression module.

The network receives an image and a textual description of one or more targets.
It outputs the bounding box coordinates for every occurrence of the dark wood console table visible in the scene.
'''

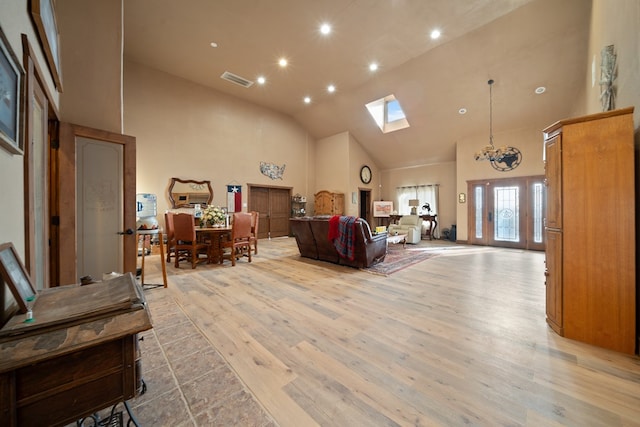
[420,214,438,240]
[0,273,152,426]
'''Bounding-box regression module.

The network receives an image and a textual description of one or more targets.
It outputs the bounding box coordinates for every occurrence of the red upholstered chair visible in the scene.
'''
[220,212,252,266]
[172,213,209,268]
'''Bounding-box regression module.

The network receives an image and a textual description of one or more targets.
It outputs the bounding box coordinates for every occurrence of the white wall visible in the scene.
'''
[57,0,123,133]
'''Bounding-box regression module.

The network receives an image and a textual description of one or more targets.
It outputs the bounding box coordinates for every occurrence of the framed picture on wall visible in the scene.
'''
[30,0,63,91]
[0,242,37,314]
[373,201,393,217]
[0,25,24,155]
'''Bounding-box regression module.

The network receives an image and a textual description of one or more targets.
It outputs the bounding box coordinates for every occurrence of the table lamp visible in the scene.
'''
[409,199,419,215]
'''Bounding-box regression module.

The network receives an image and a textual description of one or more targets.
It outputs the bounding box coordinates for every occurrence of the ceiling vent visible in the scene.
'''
[220,71,254,88]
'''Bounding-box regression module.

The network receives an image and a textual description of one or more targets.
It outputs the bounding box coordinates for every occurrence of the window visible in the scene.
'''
[396,185,439,216]
[365,94,409,133]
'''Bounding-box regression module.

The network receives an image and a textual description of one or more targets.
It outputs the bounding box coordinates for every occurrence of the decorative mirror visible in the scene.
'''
[168,177,213,208]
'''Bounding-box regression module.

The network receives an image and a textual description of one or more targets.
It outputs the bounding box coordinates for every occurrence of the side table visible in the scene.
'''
[420,214,438,240]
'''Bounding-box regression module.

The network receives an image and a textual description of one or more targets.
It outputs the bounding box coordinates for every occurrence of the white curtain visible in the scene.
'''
[396,185,439,215]
[396,185,440,236]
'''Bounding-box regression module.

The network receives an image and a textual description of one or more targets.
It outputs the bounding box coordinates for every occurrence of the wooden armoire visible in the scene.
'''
[314,191,344,216]
[543,107,636,354]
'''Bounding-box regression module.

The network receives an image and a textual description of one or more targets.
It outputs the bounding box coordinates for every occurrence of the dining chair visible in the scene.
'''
[164,212,176,263]
[250,211,259,255]
[220,212,252,266]
[172,213,210,268]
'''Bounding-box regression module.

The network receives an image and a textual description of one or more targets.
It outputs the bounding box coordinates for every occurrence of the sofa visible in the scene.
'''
[290,216,387,268]
[388,215,422,244]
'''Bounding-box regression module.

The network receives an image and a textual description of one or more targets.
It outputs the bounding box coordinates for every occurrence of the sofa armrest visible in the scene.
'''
[369,232,387,244]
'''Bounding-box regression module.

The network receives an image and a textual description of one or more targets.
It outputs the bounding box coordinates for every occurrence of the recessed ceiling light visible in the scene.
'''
[278,58,288,67]
[327,84,336,93]
[369,63,379,72]
[430,29,441,40]
[257,76,266,85]
[304,96,311,104]
[320,23,332,35]
[535,86,546,94]
[458,108,467,115]
[210,42,218,48]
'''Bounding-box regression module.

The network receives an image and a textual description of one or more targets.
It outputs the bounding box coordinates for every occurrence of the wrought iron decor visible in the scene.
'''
[474,79,522,172]
[260,161,286,180]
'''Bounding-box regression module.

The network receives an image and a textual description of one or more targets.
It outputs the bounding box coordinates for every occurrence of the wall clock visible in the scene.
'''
[360,165,372,184]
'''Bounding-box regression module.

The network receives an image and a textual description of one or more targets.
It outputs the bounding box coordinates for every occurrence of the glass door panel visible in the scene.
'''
[493,186,519,242]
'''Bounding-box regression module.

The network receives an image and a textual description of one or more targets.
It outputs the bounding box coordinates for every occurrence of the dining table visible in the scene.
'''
[196,226,232,264]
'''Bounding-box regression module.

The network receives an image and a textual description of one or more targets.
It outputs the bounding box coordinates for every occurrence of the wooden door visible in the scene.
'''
[359,189,372,225]
[248,185,292,238]
[250,187,270,239]
[314,191,331,215]
[56,124,136,285]
[269,188,291,238]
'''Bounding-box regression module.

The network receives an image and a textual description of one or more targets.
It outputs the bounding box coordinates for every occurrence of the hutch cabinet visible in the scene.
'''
[543,107,636,354]
[314,191,344,216]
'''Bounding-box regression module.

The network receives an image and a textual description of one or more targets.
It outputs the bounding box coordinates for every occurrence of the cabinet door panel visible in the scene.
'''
[544,229,563,335]
[544,135,561,229]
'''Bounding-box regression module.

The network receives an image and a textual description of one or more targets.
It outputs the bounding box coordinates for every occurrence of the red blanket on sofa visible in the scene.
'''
[329,215,358,260]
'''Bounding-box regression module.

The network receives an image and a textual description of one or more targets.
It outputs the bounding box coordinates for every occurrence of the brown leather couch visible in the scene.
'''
[290,216,387,268]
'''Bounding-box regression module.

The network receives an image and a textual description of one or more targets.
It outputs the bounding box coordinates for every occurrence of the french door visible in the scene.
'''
[467,176,545,250]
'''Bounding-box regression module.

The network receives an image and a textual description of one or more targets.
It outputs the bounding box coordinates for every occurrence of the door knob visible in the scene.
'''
[118,228,134,235]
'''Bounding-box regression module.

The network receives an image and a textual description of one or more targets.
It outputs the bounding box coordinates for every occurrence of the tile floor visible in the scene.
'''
[124,285,276,426]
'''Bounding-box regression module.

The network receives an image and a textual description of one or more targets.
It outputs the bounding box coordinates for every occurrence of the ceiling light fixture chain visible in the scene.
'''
[474,79,522,171]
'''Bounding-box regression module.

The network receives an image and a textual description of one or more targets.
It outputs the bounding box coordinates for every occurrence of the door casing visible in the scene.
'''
[467,175,545,251]
[56,123,136,285]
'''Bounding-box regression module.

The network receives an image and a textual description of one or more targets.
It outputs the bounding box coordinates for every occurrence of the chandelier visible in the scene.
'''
[474,79,522,171]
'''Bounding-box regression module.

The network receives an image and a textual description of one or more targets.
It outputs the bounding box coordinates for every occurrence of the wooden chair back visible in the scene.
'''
[164,212,176,263]
[250,211,259,254]
[173,213,197,243]
[221,212,252,266]
[172,213,209,268]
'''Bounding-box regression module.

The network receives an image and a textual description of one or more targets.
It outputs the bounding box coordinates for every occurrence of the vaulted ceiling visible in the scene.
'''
[123,0,591,169]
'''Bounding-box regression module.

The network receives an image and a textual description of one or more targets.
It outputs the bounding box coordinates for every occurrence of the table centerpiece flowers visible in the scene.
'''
[202,206,226,227]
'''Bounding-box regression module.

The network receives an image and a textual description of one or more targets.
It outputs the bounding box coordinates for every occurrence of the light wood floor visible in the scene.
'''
[144,237,640,426]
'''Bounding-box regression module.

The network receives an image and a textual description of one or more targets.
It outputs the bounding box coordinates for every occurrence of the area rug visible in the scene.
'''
[363,245,438,276]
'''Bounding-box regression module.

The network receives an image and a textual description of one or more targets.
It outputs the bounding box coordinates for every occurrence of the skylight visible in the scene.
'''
[365,94,410,133]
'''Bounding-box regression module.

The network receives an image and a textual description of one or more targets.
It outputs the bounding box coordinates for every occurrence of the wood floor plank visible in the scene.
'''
[141,237,640,427]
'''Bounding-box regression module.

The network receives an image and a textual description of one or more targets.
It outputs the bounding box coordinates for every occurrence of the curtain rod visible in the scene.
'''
[395,184,440,189]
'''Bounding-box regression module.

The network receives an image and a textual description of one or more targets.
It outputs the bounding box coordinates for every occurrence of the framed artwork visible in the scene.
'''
[373,201,393,217]
[30,0,63,91]
[0,25,24,155]
[0,242,37,314]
